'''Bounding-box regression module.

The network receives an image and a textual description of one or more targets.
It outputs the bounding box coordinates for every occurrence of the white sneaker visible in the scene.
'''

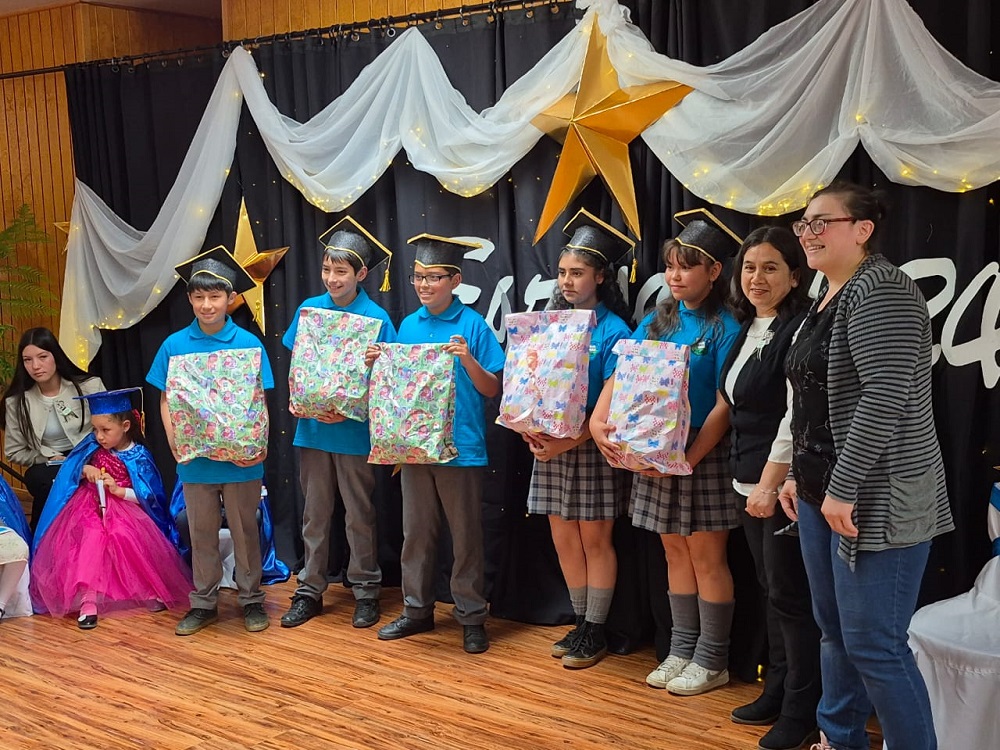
[645,655,690,688]
[666,662,729,695]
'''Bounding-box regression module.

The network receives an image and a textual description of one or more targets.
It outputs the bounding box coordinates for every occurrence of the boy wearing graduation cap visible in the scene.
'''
[592,207,743,696]
[279,217,397,630]
[146,246,276,636]
[374,234,505,654]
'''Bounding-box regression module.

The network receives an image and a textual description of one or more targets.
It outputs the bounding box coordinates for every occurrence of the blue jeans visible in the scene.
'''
[797,501,935,750]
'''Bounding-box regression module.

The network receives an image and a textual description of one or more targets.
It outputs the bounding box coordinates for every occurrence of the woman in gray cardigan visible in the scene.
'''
[0,328,104,530]
[779,182,953,750]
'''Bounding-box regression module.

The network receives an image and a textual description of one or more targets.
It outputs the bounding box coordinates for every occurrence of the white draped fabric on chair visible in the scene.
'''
[906,484,1000,750]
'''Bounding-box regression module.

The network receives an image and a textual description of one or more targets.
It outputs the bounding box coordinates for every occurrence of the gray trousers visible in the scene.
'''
[185,480,265,609]
[296,447,380,601]
[400,464,487,625]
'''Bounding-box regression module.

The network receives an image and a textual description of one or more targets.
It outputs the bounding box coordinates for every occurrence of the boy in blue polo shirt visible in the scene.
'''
[375,234,505,654]
[280,217,396,630]
[146,246,275,636]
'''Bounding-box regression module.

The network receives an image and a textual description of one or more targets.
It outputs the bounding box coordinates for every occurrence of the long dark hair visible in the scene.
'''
[808,180,888,253]
[0,328,94,449]
[548,247,632,323]
[730,226,812,323]
[101,409,147,447]
[647,239,730,340]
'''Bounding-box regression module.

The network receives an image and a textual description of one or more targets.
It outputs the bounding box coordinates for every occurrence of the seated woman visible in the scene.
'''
[1,328,105,530]
[0,473,32,620]
[29,388,191,629]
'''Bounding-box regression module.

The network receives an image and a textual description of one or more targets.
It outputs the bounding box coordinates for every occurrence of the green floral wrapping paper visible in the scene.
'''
[166,348,269,463]
[368,343,458,464]
[288,307,383,421]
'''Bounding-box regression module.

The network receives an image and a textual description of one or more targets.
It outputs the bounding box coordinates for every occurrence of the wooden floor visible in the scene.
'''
[0,581,883,750]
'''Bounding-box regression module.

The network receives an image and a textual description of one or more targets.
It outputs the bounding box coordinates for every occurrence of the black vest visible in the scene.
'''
[719,312,805,484]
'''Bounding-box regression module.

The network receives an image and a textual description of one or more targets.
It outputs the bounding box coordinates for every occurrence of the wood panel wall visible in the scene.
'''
[223,0,454,40]
[0,2,221,378]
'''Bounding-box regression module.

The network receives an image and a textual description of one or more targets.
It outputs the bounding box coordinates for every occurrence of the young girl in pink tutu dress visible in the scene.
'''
[29,388,191,629]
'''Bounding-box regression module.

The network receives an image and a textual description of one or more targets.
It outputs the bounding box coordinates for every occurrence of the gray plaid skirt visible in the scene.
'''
[629,432,738,535]
[527,439,629,521]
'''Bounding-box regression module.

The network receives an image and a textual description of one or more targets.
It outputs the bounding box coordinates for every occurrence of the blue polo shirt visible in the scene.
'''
[591,304,632,410]
[396,296,505,467]
[630,303,739,427]
[147,317,275,484]
[282,288,397,455]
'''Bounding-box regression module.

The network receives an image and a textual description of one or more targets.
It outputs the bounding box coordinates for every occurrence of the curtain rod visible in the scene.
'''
[0,0,567,81]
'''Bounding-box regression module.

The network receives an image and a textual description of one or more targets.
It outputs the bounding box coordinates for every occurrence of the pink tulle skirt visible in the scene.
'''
[30,484,192,616]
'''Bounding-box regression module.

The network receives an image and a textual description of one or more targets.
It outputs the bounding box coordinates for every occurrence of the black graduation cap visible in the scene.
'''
[562,208,637,280]
[673,208,743,263]
[407,234,482,272]
[74,387,142,416]
[175,245,256,295]
[318,216,394,291]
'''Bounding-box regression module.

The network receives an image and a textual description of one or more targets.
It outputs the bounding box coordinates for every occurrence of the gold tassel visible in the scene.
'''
[630,256,637,283]
[380,266,391,292]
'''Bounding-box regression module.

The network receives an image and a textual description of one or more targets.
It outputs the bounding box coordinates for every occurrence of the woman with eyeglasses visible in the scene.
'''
[720,226,820,750]
[0,328,105,531]
[781,181,953,750]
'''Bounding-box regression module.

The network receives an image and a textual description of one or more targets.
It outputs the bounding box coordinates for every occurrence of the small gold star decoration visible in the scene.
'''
[228,198,288,334]
[532,16,692,242]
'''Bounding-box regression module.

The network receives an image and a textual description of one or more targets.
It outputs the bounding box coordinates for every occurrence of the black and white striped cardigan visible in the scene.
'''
[808,253,954,568]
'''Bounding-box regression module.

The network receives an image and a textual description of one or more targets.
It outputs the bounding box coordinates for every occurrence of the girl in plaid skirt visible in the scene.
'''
[524,210,632,670]
[592,210,741,696]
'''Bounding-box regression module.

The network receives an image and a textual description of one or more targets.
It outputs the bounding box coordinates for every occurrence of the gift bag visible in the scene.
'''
[607,339,692,475]
[497,309,594,439]
[288,308,383,421]
[368,343,458,464]
[166,348,269,463]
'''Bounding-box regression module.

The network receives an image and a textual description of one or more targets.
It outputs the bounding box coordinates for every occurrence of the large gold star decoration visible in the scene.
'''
[532,17,692,242]
[228,198,289,334]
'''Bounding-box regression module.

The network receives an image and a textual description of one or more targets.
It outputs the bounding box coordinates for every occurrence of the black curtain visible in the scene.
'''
[65,0,999,671]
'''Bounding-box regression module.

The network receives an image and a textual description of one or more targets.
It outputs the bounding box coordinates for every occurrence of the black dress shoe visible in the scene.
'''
[377,615,435,641]
[280,594,322,628]
[352,598,381,628]
[758,716,818,750]
[731,693,783,725]
[463,624,490,654]
[77,614,98,630]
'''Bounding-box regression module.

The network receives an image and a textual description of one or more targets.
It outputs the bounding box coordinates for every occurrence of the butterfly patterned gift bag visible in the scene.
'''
[288,308,384,421]
[368,343,458,464]
[497,309,595,439]
[167,348,269,463]
[606,339,692,475]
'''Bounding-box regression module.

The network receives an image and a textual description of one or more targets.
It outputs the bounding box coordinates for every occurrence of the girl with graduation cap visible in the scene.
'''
[29,388,191,629]
[592,209,742,696]
[525,208,633,670]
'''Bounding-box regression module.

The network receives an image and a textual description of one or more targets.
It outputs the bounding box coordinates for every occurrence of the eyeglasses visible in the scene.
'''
[791,217,857,237]
[409,273,455,285]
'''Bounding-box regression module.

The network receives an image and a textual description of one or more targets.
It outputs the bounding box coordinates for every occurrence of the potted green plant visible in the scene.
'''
[0,204,57,385]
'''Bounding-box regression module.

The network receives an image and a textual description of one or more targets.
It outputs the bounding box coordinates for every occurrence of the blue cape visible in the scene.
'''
[0,474,31,547]
[31,434,177,555]
[169,482,290,585]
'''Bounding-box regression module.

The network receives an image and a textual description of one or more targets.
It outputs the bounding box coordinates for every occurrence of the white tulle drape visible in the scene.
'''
[62,0,1000,364]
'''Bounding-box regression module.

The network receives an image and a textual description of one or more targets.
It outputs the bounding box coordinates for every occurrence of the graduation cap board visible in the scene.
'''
[73,387,143,416]
[563,207,638,281]
[673,208,743,263]
[407,234,482,272]
[175,245,256,296]
[319,216,394,291]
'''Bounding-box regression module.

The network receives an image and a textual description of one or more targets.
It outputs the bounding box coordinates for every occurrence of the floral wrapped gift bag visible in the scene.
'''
[497,309,594,439]
[166,348,268,463]
[368,343,458,464]
[607,339,692,475]
[288,308,383,421]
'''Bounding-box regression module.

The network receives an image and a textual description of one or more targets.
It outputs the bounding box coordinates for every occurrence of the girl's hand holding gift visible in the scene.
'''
[443,335,470,362]
[527,434,578,463]
[232,447,267,468]
[315,409,346,424]
[364,344,382,369]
